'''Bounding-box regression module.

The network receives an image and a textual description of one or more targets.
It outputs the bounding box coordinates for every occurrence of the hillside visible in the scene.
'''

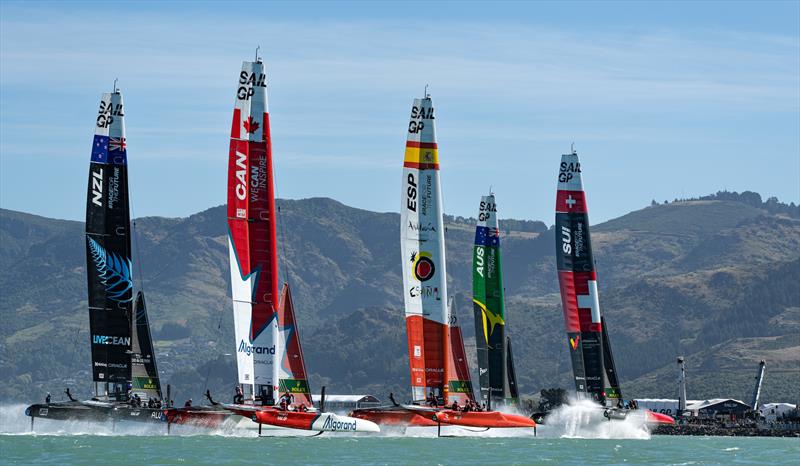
[1,193,798,405]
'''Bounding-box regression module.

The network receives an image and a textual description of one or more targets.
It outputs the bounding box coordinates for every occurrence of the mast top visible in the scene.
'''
[570,142,576,155]
[113,78,118,94]
[424,84,430,99]
[255,46,261,63]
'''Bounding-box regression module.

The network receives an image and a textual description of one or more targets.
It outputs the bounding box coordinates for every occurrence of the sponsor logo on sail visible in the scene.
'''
[93,335,131,346]
[411,251,435,282]
[237,70,267,100]
[97,100,124,128]
[559,160,581,183]
[238,340,275,356]
[569,335,580,350]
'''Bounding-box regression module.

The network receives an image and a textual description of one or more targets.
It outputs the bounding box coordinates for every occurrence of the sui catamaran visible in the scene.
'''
[552,147,673,426]
[166,56,377,434]
[472,194,520,410]
[26,88,166,428]
[350,95,535,433]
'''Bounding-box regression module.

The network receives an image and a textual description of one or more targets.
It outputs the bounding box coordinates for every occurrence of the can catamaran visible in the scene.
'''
[167,56,377,433]
[25,88,165,428]
[351,95,535,432]
[553,147,673,426]
[472,193,520,409]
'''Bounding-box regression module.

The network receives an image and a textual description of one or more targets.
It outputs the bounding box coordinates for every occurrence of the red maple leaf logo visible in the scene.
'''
[243,116,260,134]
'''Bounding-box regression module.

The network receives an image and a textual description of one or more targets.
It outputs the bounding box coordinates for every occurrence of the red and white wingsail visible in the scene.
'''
[401,96,449,403]
[227,60,279,396]
[276,284,313,407]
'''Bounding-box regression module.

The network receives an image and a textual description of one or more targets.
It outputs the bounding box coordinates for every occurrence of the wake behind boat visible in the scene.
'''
[548,146,673,428]
[25,88,167,430]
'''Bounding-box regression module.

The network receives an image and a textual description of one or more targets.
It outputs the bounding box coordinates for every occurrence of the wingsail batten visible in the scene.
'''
[86,91,133,386]
[555,150,621,405]
[401,96,449,403]
[227,60,278,391]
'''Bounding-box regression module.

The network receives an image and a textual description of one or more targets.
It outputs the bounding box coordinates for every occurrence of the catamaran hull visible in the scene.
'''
[224,404,380,432]
[25,403,164,424]
[350,407,438,427]
[163,406,233,428]
[434,409,536,428]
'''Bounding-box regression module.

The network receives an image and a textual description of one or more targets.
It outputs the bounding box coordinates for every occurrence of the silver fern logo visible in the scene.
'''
[87,237,133,302]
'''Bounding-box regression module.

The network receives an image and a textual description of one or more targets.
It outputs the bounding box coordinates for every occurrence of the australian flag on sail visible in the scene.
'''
[91,135,109,164]
[474,226,500,247]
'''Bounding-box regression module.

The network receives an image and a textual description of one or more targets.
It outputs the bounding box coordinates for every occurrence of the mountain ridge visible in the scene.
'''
[1,192,798,405]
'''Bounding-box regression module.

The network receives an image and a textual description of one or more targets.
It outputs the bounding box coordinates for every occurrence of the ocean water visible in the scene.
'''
[2,405,798,465]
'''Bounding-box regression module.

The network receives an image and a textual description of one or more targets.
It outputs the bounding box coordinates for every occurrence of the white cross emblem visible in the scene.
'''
[576,280,601,324]
[566,195,576,208]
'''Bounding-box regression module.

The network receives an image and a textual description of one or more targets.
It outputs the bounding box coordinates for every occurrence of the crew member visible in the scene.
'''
[184,399,192,407]
[234,386,244,404]
[45,393,51,404]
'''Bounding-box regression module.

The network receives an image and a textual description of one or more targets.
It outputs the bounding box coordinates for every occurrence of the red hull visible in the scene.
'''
[434,410,536,428]
[350,407,438,427]
[645,410,676,425]
[163,407,231,428]
[254,409,320,430]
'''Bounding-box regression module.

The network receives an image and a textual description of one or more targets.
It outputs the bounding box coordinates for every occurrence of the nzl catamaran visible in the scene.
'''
[165,56,378,434]
[26,87,166,428]
[350,94,535,432]
[553,147,673,426]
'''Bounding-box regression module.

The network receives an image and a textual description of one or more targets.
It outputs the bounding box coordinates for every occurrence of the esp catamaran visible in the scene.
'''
[472,194,520,409]
[166,57,377,433]
[554,147,673,425]
[26,88,165,428]
[350,95,535,432]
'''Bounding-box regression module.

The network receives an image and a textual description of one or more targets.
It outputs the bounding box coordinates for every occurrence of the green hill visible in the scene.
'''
[1,193,798,405]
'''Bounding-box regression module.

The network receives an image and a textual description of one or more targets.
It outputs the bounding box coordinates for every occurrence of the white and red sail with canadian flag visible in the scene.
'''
[227,60,279,394]
[401,95,450,403]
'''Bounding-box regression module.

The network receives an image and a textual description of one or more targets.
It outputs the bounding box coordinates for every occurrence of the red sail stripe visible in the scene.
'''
[403,162,439,170]
[405,141,438,149]
[231,108,241,140]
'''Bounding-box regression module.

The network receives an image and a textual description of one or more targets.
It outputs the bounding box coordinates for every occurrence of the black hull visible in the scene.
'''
[26,402,165,424]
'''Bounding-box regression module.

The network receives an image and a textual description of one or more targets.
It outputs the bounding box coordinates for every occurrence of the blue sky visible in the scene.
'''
[1,1,798,223]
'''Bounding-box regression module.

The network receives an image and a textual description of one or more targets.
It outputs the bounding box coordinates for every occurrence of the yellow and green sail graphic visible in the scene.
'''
[472,194,516,407]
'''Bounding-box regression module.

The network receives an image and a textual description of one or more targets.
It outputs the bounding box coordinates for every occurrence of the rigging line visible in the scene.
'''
[274,174,291,287]
[202,302,227,394]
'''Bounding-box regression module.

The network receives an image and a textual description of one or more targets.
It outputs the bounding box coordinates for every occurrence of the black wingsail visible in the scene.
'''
[131,291,162,400]
[506,337,519,403]
[473,310,491,403]
[85,90,133,394]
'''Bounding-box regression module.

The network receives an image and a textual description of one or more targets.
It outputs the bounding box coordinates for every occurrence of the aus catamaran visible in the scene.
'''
[552,147,673,426]
[165,56,378,434]
[472,193,520,410]
[350,95,535,433]
[25,87,165,428]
